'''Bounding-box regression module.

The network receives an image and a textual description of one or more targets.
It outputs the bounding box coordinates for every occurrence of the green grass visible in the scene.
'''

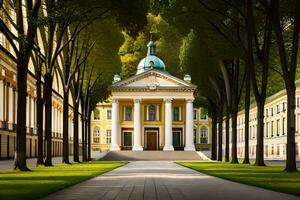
[178,161,300,196]
[0,161,126,200]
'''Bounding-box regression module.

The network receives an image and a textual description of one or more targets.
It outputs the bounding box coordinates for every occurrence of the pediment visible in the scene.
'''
[111,69,196,91]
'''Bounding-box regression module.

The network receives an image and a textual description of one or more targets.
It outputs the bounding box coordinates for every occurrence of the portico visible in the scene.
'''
[109,39,197,151]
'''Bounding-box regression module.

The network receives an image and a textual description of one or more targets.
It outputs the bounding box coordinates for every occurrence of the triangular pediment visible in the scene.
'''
[111,69,196,91]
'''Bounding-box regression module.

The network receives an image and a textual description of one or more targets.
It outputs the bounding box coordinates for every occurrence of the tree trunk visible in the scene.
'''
[225,111,230,162]
[87,109,91,161]
[285,86,297,171]
[36,70,44,165]
[217,95,224,161]
[73,101,79,162]
[81,111,86,161]
[254,100,265,166]
[44,74,53,166]
[63,91,70,164]
[243,70,250,164]
[231,109,238,163]
[14,59,30,171]
[211,110,217,160]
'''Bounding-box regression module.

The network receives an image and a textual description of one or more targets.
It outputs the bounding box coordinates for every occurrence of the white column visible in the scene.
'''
[14,90,17,124]
[26,96,30,128]
[30,97,35,129]
[8,86,14,124]
[163,98,174,151]
[110,98,120,151]
[54,107,57,133]
[0,80,4,122]
[133,98,143,151]
[185,98,196,151]
[51,105,54,133]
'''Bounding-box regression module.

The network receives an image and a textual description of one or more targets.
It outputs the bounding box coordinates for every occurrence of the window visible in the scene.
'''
[193,128,197,144]
[297,97,300,107]
[173,106,180,121]
[282,102,286,112]
[93,109,100,120]
[106,109,112,120]
[93,127,100,143]
[106,130,111,144]
[193,109,198,121]
[266,109,269,117]
[266,122,269,138]
[124,106,132,121]
[271,121,274,137]
[276,105,280,114]
[271,108,274,116]
[200,127,208,144]
[147,104,156,121]
[282,117,286,135]
[277,119,280,136]
[200,108,208,120]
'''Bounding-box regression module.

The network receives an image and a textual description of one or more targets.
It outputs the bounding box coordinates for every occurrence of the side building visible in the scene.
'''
[0,1,82,160]
[223,81,300,160]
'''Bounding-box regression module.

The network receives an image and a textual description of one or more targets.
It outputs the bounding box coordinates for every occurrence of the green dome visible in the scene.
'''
[136,40,166,74]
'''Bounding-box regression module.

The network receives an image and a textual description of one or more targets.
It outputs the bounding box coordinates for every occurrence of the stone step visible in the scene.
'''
[100,151,204,161]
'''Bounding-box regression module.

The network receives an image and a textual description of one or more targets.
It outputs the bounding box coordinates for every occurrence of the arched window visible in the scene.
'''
[148,104,156,121]
[200,127,208,144]
[93,127,101,143]
[93,109,100,120]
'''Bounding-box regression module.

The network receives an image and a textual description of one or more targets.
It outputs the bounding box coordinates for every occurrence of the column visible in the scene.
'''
[132,98,143,151]
[110,98,120,151]
[51,105,54,135]
[0,80,4,122]
[8,86,14,127]
[163,98,174,151]
[26,96,30,129]
[14,90,17,124]
[185,98,196,151]
[30,97,35,129]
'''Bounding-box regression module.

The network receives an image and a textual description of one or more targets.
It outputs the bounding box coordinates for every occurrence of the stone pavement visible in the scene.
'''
[41,161,300,200]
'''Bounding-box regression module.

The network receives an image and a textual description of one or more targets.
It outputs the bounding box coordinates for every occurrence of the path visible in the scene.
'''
[41,161,300,200]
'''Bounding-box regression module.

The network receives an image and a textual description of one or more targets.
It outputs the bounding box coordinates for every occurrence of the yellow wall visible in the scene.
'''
[91,99,212,152]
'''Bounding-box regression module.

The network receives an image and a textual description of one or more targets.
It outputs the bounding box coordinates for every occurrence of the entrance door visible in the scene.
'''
[123,131,132,147]
[146,132,157,150]
[173,131,181,147]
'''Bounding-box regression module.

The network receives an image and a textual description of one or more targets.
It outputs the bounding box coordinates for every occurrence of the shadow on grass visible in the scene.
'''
[178,162,300,196]
[0,161,126,200]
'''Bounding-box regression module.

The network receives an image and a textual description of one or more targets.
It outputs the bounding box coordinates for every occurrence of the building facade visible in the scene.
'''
[0,1,82,160]
[223,82,300,160]
[90,40,212,152]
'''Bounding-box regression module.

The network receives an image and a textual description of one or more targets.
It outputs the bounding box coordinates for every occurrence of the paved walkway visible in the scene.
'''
[41,161,300,200]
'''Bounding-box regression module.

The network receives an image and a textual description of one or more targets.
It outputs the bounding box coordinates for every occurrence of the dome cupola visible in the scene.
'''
[136,39,166,74]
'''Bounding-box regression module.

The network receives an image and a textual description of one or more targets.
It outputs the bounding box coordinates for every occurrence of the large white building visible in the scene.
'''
[90,40,212,152]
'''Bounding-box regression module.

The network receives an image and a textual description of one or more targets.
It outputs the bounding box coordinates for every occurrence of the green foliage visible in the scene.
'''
[0,161,125,200]
[179,162,300,196]
[119,13,183,79]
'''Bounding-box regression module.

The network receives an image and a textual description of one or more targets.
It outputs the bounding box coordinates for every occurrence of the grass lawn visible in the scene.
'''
[0,161,126,200]
[178,162,300,196]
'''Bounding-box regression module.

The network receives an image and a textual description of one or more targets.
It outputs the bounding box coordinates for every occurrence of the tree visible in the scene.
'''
[271,0,300,172]
[0,0,41,171]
